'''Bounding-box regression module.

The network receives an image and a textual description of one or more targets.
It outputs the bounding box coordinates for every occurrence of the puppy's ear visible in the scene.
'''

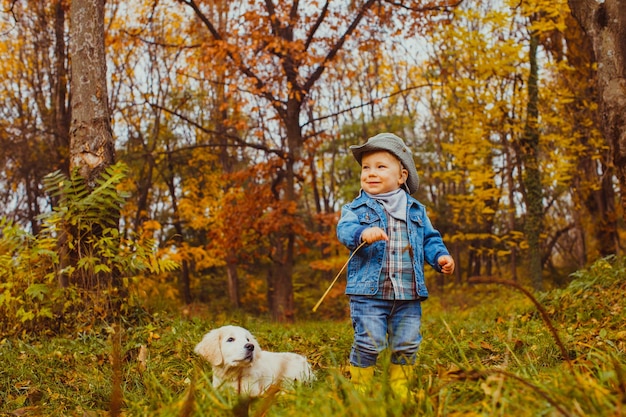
[194,329,223,366]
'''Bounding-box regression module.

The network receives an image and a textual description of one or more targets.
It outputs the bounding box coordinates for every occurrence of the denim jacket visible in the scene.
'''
[336,190,450,299]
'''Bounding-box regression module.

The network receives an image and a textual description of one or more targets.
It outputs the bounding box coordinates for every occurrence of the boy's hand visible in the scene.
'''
[360,227,389,244]
[438,255,455,274]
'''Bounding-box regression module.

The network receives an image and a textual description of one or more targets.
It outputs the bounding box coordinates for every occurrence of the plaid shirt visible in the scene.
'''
[374,215,417,300]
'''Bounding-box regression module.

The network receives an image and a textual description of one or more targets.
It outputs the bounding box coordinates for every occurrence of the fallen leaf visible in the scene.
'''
[138,344,148,372]
[11,406,40,416]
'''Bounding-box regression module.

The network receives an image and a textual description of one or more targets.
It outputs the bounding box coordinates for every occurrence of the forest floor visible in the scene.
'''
[1,256,625,416]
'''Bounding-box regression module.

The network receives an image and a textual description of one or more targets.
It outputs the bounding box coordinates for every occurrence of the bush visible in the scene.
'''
[0,163,177,337]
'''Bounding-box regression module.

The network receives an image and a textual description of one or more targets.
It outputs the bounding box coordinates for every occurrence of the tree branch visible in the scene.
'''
[304,0,330,51]
[302,82,434,127]
[383,0,464,12]
[177,0,276,106]
[302,0,378,93]
[146,101,286,158]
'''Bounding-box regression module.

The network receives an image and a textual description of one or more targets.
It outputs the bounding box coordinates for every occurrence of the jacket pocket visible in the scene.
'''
[358,210,382,227]
[408,211,424,227]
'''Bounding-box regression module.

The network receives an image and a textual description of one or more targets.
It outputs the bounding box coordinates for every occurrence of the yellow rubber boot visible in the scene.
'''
[389,364,413,400]
[349,365,375,393]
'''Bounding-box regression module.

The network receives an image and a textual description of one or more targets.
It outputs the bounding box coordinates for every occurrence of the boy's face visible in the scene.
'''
[360,151,408,195]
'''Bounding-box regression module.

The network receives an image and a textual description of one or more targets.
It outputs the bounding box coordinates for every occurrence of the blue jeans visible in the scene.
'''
[349,296,423,367]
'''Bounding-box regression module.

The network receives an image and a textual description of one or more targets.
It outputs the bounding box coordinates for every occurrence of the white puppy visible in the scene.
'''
[194,325,315,397]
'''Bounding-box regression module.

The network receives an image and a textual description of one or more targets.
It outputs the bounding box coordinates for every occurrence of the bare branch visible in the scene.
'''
[303,82,434,127]
[146,101,285,158]
[383,0,464,12]
[304,0,330,51]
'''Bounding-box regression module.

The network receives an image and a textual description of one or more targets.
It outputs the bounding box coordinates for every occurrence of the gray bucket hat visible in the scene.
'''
[350,132,419,194]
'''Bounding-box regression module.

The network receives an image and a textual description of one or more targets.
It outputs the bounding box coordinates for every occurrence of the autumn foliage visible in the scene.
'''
[0,0,625,328]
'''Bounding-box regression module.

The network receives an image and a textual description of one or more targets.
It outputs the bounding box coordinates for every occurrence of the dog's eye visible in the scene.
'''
[226,337,235,342]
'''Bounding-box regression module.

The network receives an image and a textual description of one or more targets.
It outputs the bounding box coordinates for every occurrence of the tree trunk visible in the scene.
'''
[521,29,544,290]
[558,12,619,257]
[268,102,301,322]
[179,260,192,305]
[568,0,626,228]
[69,0,115,183]
[267,239,295,322]
[53,0,70,287]
[163,151,192,305]
[505,144,519,281]
[226,262,240,309]
[53,0,70,176]
[65,0,115,288]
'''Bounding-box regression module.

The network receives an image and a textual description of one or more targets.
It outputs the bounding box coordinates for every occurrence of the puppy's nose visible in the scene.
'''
[244,343,254,352]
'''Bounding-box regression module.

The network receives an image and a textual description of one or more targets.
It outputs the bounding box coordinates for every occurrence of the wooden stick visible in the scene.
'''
[312,241,367,312]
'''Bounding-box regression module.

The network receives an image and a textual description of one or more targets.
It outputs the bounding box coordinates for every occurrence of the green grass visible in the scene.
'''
[1,257,625,416]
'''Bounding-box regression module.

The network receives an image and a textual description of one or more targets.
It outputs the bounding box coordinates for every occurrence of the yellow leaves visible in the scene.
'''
[147,331,161,344]
[175,243,226,270]
[141,220,162,234]
[521,0,570,34]
[309,254,348,273]
[450,232,501,246]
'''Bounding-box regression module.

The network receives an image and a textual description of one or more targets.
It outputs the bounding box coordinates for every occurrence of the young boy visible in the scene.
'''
[336,132,455,399]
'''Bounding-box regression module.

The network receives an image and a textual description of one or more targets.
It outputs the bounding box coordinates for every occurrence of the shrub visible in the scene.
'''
[0,163,178,337]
